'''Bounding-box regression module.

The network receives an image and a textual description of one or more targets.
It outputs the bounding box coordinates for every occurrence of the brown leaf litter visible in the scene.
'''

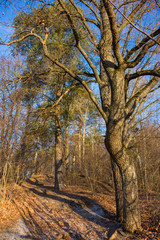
[0,175,159,240]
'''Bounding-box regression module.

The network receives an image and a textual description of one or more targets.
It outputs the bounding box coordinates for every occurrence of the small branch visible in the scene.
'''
[80,0,100,23]
[125,76,159,118]
[0,33,43,46]
[44,28,49,44]
[139,97,160,115]
[125,27,160,61]
[83,0,100,10]
[69,0,98,48]
[125,69,160,82]
[154,0,160,8]
[128,98,146,127]
[28,84,80,107]
[78,71,96,78]
[85,18,100,28]
[58,0,102,84]
[108,0,160,45]
[126,35,160,68]
[149,85,160,94]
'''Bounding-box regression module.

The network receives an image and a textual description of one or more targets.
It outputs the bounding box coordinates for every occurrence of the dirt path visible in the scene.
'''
[0,178,131,240]
[0,218,30,240]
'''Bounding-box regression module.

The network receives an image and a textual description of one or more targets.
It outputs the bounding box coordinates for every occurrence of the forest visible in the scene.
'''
[0,0,160,239]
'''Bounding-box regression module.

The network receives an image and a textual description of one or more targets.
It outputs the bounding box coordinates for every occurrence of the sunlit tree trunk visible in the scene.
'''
[54,120,63,190]
[54,84,63,191]
[78,121,82,172]
[63,124,69,177]
[105,92,141,231]
[82,110,88,170]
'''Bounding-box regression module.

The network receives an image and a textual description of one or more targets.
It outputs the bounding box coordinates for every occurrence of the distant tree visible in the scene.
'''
[134,123,160,194]
[0,57,28,197]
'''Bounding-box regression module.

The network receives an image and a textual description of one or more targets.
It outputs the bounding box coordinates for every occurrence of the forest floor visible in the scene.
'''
[0,175,159,240]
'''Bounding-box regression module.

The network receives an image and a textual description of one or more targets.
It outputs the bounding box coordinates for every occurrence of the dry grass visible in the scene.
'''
[0,184,21,231]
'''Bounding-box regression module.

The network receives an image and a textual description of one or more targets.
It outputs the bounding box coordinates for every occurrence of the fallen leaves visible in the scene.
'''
[0,177,159,240]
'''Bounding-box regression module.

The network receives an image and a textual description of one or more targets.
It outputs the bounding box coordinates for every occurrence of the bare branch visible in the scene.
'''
[58,0,79,46]
[126,35,160,68]
[125,27,160,61]
[69,0,98,47]
[154,0,160,8]
[125,76,159,118]
[0,32,43,46]
[122,25,132,56]
[85,18,100,28]
[57,0,102,84]
[78,71,96,78]
[80,0,100,23]
[82,0,100,10]
[109,0,160,45]
[118,0,147,32]
[126,69,160,82]
[139,97,160,115]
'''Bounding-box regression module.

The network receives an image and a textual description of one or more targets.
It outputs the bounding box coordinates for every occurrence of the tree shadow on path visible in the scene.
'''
[25,179,124,239]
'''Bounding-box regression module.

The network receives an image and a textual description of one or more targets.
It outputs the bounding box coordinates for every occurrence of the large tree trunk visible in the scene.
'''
[106,127,141,233]
[99,1,141,230]
[122,159,141,232]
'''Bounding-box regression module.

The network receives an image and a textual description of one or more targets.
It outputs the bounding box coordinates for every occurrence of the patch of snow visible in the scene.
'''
[90,204,105,216]
[0,218,30,240]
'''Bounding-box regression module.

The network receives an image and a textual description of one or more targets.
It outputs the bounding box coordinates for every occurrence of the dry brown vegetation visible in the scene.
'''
[0,175,159,240]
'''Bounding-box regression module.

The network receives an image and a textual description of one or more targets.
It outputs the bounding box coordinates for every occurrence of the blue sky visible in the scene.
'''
[0,0,21,54]
[0,0,38,55]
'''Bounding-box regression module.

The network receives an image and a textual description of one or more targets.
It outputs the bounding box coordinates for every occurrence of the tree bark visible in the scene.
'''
[63,124,70,180]
[54,119,63,191]
[106,130,141,232]
[78,121,82,173]
[121,156,141,232]
[110,158,123,223]
[54,81,63,191]
[99,1,141,230]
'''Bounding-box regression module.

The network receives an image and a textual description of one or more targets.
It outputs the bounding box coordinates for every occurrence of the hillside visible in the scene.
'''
[0,175,159,240]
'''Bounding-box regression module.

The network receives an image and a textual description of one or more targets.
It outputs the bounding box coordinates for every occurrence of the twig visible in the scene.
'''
[108,0,160,46]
